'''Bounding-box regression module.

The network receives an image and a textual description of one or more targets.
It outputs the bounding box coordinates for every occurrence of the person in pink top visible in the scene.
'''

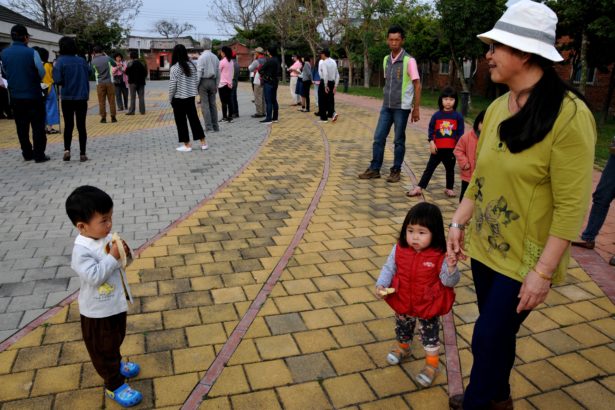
[218,46,234,122]
[453,110,485,202]
[288,55,302,105]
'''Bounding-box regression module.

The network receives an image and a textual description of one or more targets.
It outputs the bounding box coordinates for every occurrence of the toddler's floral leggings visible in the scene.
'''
[395,314,440,353]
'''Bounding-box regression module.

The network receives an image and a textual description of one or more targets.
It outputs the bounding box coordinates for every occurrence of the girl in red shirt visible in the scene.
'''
[375,202,460,386]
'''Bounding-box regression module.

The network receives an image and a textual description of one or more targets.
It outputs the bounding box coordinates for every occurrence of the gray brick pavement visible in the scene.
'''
[0,82,268,342]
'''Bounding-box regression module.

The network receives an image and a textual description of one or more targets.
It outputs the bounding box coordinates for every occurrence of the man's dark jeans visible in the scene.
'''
[11,98,47,160]
[263,82,279,121]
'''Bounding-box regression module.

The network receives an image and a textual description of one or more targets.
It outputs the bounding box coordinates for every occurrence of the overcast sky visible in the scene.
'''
[129,0,232,39]
[0,0,233,39]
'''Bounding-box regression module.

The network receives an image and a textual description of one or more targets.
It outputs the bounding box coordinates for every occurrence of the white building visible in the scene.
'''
[0,5,63,56]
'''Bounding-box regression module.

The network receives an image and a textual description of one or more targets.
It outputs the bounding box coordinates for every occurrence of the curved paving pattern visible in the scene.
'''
[0,86,614,409]
[0,82,268,342]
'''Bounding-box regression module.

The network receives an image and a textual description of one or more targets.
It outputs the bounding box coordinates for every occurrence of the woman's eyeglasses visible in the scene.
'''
[489,42,502,54]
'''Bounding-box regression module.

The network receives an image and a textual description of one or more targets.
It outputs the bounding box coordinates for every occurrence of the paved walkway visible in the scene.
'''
[0,84,613,409]
[0,82,267,342]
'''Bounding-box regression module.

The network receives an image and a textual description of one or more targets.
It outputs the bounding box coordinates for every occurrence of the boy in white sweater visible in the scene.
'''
[66,186,142,407]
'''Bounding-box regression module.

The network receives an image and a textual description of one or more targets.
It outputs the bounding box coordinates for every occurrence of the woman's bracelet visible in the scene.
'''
[533,268,552,281]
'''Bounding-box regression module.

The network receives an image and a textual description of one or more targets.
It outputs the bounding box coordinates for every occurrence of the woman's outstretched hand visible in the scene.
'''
[447,226,466,263]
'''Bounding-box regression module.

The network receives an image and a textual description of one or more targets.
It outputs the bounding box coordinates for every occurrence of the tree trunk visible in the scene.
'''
[42,0,49,28]
[363,46,370,88]
[280,44,287,84]
[601,64,615,126]
[579,29,589,95]
[450,49,469,92]
[345,45,353,88]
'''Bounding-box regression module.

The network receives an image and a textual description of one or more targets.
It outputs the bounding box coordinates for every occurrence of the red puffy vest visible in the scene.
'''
[385,245,455,319]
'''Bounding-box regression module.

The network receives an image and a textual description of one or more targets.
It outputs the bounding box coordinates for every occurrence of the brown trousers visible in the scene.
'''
[81,311,126,391]
[96,82,117,119]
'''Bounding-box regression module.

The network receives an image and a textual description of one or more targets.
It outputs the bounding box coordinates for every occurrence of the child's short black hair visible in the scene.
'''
[398,202,446,252]
[66,186,113,225]
[438,86,458,111]
[473,110,486,133]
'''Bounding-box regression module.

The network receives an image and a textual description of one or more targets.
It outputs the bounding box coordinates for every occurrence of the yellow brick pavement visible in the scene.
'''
[0,91,614,409]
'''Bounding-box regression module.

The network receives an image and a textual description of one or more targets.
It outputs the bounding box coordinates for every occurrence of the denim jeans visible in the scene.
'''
[263,82,279,121]
[582,154,615,241]
[369,106,411,172]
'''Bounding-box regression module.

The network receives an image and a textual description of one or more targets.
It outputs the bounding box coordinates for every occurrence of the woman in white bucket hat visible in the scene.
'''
[447,1,596,408]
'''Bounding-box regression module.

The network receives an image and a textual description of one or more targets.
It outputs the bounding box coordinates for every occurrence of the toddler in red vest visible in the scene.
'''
[375,202,460,386]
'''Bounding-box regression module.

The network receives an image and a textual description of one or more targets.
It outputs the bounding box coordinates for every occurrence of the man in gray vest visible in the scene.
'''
[359,25,421,183]
[197,37,220,132]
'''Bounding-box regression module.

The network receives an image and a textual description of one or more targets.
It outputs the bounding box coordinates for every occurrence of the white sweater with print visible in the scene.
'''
[71,234,128,318]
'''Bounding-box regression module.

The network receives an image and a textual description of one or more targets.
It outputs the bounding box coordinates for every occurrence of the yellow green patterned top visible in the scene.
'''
[466,91,596,284]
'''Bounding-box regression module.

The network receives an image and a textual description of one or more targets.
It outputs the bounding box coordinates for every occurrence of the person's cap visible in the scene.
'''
[253,47,264,54]
[477,0,562,62]
[10,24,30,38]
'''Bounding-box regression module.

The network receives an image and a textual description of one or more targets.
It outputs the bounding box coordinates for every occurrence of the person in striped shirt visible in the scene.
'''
[169,44,207,152]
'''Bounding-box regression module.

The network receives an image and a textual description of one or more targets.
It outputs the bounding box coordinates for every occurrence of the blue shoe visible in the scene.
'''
[120,361,140,378]
[105,383,142,407]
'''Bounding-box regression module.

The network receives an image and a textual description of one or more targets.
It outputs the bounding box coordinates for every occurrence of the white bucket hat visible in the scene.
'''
[477,0,563,62]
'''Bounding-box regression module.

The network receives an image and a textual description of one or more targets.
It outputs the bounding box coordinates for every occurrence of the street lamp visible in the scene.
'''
[137,40,141,58]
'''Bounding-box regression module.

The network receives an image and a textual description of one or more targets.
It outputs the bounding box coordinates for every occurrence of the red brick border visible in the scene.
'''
[182,123,331,409]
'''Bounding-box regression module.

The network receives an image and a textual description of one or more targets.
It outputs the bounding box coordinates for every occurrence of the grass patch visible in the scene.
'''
[341,86,612,168]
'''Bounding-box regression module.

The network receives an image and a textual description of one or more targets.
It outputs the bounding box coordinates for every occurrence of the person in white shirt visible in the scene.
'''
[317,48,339,123]
[66,185,142,407]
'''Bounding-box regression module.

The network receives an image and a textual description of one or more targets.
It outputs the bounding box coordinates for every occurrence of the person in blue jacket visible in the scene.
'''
[0,24,48,162]
[53,36,92,162]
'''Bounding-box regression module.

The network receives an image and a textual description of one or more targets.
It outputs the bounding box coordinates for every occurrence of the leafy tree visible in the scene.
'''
[390,1,441,64]
[296,0,325,65]
[154,20,195,38]
[322,0,353,84]
[353,0,397,88]
[78,19,124,54]
[266,0,301,82]
[435,0,505,93]
[548,0,615,123]
[234,22,277,48]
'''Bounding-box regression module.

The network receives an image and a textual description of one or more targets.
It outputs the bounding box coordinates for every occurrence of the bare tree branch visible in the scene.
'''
[154,20,196,38]
[209,0,270,34]
[8,0,142,32]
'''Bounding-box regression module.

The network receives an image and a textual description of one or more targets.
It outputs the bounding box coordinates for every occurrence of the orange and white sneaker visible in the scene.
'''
[386,344,410,365]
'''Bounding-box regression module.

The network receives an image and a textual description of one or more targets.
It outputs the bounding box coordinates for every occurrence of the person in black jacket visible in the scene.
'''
[259,47,280,124]
[125,51,147,115]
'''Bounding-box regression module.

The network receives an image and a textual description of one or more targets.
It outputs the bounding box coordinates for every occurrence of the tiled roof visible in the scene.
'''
[0,5,58,34]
